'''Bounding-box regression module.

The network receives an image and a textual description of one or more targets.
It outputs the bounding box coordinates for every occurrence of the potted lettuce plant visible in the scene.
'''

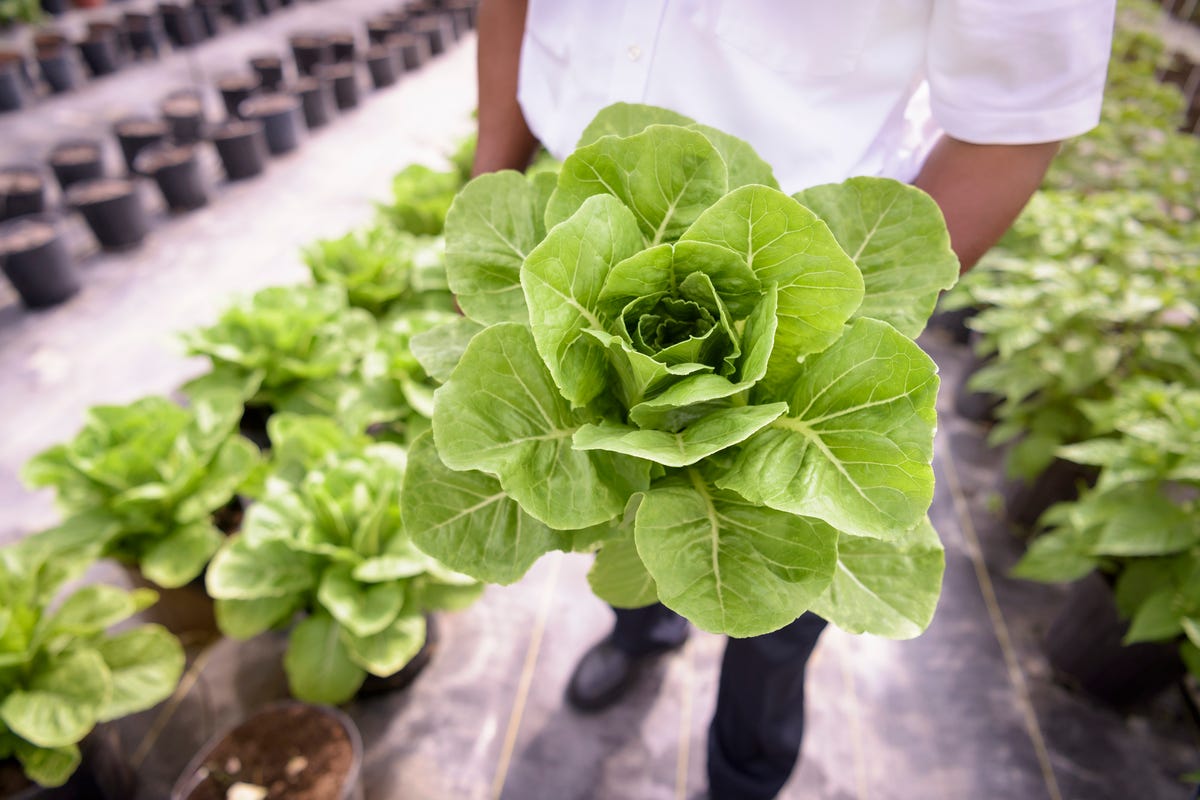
[399,103,959,640]
[206,432,480,704]
[0,525,185,793]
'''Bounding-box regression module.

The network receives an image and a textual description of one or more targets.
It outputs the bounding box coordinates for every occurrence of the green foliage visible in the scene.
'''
[206,435,479,703]
[402,103,958,639]
[0,0,40,25]
[0,533,183,787]
[376,164,463,236]
[22,393,259,588]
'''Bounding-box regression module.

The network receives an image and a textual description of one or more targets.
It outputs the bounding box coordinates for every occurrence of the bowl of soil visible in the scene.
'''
[250,53,285,92]
[0,51,27,112]
[239,93,303,155]
[211,119,268,181]
[48,139,104,190]
[0,216,80,309]
[162,89,207,144]
[67,177,149,250]
[0,168,47,222]
[136,142,208,211]
[318,62,358,110]
[217,73,260,119]
[36,43,78,93]
[289,33,331,77]
[170,703,364,800]
[363,44,398,89]
[113,117,169,175]
[289,76,333,130]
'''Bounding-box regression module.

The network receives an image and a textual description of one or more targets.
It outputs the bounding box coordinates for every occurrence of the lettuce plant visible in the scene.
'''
[206,437,480,704]
[181,284,377,419]
[376,164,463,236]
[0,527,184,787]
[1012,379,1200,676]
[22,392,258,588]
[401,104,959,638]
[304,226,452,318]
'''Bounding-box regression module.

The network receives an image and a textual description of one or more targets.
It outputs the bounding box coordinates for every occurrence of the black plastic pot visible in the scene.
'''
[250,53,285,92]
[223,0,256,24]
[0,727,135,800]
[136,143,208,211]
[159,3,205,48]
[169,703,364,800]
[0,168,47,222]
[36,46,78,93]
[40,0,68,15]
[196,0,221,38]
[356,614,438,697]
[239,93,303,155]
[1,54,28,112]
[390,32,429,72]
[292,76,333,129]
[161,90,206,144]
[446,0,475,36]
[0,217,80,309]
[328,31,356,63]
[78,31,122,77]
[364,45,399,89]
[48,140,104,190]
[1044,572,1186,708]
[255,0,278,16]
[212,119,268,181]
[123,12,164,58]
[1003,457,1098,530]
[67,178,149,250]
[366,18,393,45]
[290,33,332,77]
[113,117,169,175]
[217,73,260,119]
[321,62,359,110]
[409,14,452,56]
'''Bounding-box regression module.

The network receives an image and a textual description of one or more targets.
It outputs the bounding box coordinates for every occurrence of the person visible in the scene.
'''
[469,2,1116,798]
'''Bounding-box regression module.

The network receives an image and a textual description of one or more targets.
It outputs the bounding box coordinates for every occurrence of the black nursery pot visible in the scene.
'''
[0,217,80,309]
[0,53,28,112]
[161,90,207,144]
[223,0,256,25]
[292,76,333,129]
[48,140,104,190]
[123,12,164,58]
[40,0,68,15]
[0,168,47,222]
[390,32,429,72]
[249,54,285,92]
[330,31,356,63]
[366,18,393,45]
[212,119,268,181]
[1002,457,1098,531]
[256,0,278,17]
[217,73,260,119]
[159,3,205,48]
[364,45,399,89]
[37,46,78,93]
[196,0,222,38]
[320,62,359,110]
[136,143,208,211]
[239,93,303,155]
[290,34,332,76]
[67,178,149,250]
[77,30,123,77]
[409,14,452,56]
[113,117,169,175]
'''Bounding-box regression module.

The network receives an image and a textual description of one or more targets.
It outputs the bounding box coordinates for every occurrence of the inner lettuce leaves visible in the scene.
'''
[402,103,959,638]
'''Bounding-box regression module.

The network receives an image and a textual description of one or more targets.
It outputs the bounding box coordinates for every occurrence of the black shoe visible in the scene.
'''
[565,635,686,712]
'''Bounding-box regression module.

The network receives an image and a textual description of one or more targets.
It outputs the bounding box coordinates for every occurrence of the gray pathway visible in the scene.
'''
[1,10,1196,799]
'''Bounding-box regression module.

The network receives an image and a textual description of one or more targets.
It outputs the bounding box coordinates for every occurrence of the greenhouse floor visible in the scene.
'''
[1,6,1197,799]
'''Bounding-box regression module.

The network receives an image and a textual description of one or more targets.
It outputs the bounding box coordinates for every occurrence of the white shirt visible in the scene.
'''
[517,0,1115,193]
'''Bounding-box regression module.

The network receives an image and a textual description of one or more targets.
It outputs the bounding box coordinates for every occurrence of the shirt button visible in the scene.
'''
[627,44,642,61]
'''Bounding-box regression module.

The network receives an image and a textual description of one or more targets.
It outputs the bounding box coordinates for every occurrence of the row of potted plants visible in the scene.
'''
[5,131,478,795]
[941,0,1200,705]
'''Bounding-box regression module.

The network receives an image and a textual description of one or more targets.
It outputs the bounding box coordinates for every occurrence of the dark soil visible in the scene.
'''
[0,170,42,194]
[250,54,282,69]
[212,496,244,534]
[241,93,297,116]
[51,143,101,165]
[0,760,33,795]
[289,34,325,48]
[185,706,354,800]
[218,74,259,92]
[163,93,203,116]
[0,218,55,253]
[68,177,133,205]
[212,120,258,140]
[34,32,68,50]
[138,143,195,171]
[115,118,169,138]
[0,51,22,70]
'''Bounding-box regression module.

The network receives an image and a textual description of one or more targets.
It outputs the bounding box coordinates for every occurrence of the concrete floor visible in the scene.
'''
[2,5,1198,799]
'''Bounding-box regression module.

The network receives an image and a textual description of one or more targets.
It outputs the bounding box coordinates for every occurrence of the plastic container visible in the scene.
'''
[67,178,149,250]
[0,216,80,309]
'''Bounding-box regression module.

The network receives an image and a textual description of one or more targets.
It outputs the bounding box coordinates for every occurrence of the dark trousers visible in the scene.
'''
[611,603,827,800]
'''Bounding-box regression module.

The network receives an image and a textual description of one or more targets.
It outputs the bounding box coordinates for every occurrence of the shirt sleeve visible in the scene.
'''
[926,0,1116,144]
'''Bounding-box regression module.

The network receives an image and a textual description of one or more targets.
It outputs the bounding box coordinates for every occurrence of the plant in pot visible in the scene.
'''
[1012,377,1200,706]
[0,526,185,794]
[180,284,378,447]
[21,390,260,641]
[398,103,958,640]
[206,438,481,704]
[373,162,463,235]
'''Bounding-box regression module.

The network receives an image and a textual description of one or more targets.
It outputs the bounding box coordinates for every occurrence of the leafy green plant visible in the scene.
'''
[22,393,258,588]
[0,527,183,788]
[376,164,463,236]
[206,431,480,704]
[1012,379,1200,676]
[0,0,40,26]
[400,103,959,639]
[181,284,377,420]
[304,226,452,317]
